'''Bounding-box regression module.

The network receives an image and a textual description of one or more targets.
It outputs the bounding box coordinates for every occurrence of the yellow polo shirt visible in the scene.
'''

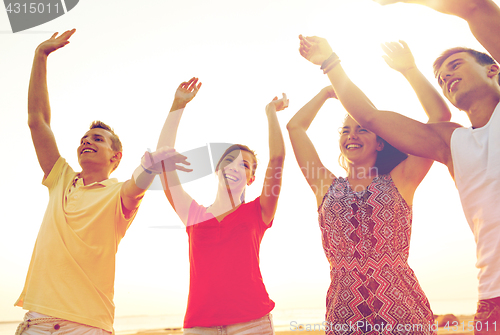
[15,157,138,332]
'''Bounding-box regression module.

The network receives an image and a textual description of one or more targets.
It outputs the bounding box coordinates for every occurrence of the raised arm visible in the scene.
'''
[28,29,75,177]
[260,95,287,225]
[286,87,336,207]
[156,78,201,225]
[374,0,500,64]
[120,147,192,218]
[298,35,460,169]
[382,40,451,122]
[377,40,453,202]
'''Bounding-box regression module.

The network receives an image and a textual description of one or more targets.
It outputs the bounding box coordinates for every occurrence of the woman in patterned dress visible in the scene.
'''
[287,41,451,334]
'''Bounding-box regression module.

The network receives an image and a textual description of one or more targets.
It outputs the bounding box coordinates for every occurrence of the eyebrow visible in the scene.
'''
[438,58,463,83]
[81,134,105,141]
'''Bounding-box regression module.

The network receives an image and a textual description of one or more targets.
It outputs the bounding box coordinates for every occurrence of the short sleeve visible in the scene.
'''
[252,197,273,230]
[42,157,74,190]
[116,183,140,238]
[187,199,212,228]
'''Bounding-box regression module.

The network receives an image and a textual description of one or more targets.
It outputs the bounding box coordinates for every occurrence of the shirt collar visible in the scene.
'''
[73,174,118,188]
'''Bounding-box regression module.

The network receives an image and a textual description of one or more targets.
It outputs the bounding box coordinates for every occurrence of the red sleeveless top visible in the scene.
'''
[184,197,275,328]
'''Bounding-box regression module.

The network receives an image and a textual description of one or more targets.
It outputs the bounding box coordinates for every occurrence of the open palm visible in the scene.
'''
[298,35,333,66]
[36,29,76,56]
[175,77,201,104]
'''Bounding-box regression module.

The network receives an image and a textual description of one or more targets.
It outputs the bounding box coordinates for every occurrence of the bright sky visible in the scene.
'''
[0,0,494,322]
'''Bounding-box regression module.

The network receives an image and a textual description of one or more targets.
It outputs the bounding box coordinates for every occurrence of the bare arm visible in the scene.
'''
[286,87,336,207]
[260,95,287,225]
[374,0,500,64]
[378,40,453,200]
[382,40,451,122]
[28,30,75,177]
[298,35,459,168]
[157,78,201,225]
[120,147,192,217]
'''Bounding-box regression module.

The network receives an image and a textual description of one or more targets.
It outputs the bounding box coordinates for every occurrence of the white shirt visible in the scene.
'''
[451,102,500,300]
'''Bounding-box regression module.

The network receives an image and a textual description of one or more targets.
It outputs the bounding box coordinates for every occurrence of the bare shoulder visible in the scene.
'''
[426,121,462,162]
[427,121,463,143]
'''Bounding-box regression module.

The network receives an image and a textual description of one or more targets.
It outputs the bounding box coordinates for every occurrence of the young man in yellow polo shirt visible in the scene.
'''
[14,29,192,334]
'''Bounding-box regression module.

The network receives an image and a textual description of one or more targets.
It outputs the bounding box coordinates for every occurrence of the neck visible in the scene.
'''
[347,162,378,181]
[212,184,243,213]
[465,94,500,128]
[79,168,111,186]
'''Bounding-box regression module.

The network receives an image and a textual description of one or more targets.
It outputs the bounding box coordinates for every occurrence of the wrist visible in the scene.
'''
[171,99,187,112]
[265,105,277,116]
[34,48,49,59]
[400,65,418,78]
[319,88,332,100]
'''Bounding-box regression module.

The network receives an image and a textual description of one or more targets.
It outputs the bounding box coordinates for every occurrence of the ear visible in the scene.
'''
[247,175,256,186]
[376,140,385,152]
[487,64,499,78]
[111,151,122,162]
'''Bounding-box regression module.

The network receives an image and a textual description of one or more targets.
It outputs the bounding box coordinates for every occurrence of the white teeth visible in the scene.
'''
[449,80,460,92]
[82,149,95,153]
[225,174,238,181]
[346,144,361,149]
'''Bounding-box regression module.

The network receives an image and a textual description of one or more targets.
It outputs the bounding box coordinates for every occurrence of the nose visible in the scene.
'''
[440,72,452,85]
[348,132,358,140]
[227,161,239,171]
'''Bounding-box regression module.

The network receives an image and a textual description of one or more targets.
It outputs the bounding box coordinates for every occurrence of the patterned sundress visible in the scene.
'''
[318,174,436,335]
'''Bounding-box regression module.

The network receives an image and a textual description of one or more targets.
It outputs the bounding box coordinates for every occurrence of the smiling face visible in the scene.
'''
[436,52,499,110]
[217,150,256,190]
[77,128,121,173]
[339,116,383,167]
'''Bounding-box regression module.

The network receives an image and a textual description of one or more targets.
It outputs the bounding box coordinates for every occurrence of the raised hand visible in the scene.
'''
[266,93,289,114]
[381,40,416,74]
[299,35,333,66]
[174,77,202,106]
[36,29,76,56]
[142,146,192,173]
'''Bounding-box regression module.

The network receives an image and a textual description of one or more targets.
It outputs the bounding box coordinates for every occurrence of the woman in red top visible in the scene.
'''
[156,78,286,334]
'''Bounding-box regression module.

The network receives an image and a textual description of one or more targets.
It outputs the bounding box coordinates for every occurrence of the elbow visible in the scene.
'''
[286,120,298,132]
[28,112,48,130]
[440,111,452,122]
[430,109,452,123]
[460,0,484,19]
[269,154,285,167]
[350,110,377,129]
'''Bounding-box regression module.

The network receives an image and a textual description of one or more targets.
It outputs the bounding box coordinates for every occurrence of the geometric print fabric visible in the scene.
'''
[318,175,436,334]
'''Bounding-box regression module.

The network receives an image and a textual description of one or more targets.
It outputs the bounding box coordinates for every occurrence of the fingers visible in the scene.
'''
[399,40,410,50]
[299,35,312,48]
[143,151,154,168]
[187,78,199,91]
[57,28,76,42]
[299,45,310,59]
[179,77,202,93]
[381,55,393,67]
[176,166,193,173]
[381,43,392,56]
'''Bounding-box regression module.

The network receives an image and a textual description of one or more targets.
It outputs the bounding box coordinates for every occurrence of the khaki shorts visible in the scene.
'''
[15,312,112,335]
